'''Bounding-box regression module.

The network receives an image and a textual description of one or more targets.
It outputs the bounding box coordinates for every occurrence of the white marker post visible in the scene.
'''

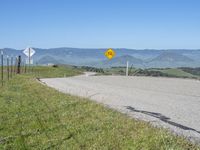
[23,47,35,73]
[126,61,129,76]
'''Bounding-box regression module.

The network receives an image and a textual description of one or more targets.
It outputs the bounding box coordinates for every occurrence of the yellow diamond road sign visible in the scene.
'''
[105,48,115,59]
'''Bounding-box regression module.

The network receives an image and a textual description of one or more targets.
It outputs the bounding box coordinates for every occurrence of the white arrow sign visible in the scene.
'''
[23,47,35,57]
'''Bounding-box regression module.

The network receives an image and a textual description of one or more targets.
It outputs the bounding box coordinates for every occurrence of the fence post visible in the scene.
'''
[25,64,27,73]
[11,56,13,78]
[1,51,3,86]
[17,55,21,74]
[21,60,24,74]
[15,56,18,74]
[7,56,9,80]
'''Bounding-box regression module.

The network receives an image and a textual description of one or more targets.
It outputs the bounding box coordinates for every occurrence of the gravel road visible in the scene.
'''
[41,73,200,143]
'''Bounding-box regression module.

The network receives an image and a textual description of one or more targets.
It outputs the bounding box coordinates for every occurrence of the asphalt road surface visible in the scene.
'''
[41,73,200,143]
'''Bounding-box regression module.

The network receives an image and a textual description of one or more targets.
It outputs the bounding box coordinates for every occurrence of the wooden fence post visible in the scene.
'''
[17,55,21,74]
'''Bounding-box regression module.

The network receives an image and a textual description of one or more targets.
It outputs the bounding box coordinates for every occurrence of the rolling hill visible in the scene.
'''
[150,52,194,62]
[147,52,195,68]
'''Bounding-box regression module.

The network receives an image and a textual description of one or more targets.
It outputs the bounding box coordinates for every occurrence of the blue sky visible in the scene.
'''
[0,0,200,49]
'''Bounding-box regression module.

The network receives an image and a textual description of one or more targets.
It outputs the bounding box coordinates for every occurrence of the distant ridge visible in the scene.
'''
[1,47,200,68]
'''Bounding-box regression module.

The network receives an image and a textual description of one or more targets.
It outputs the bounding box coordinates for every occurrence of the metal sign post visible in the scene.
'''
[23,47,35,73]
[23,47,35,65]
[29,48,30,68]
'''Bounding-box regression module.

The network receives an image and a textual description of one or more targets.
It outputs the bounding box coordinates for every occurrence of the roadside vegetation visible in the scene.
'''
[0,65,199,149]
[180,67,200,76]
[101,67,200,79]
[80,66,104,73]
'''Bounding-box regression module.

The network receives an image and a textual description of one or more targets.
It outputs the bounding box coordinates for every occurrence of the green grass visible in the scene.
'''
[0,66,199,149]
[152,68,197,78]
[31,65,83,78]
[0,65,83,85]
[103,67,132,75]
[0,66,17,86]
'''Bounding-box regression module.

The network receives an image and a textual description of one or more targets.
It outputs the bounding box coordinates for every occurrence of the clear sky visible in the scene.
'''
[0,0,200,49]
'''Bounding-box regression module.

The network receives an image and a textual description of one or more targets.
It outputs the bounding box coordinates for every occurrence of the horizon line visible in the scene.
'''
[1,47,200,51]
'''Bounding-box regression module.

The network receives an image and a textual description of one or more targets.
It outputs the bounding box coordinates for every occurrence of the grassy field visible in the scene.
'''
[0,65,83,84]
[0,66,199,149]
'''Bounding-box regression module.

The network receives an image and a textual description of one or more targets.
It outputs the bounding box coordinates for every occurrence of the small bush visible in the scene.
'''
[52,64,59,68]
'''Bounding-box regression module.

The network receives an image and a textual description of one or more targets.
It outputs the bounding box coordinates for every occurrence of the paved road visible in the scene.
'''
[41,73,200,143]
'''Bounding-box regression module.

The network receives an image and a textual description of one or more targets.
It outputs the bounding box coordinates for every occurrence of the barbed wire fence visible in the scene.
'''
[0,50,34,86]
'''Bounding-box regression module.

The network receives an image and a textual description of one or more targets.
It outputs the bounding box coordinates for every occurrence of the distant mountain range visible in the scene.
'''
[1,47,200,68]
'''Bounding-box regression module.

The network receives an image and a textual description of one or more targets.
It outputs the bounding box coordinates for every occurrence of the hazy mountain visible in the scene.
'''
[1,47,200,68]
[147,52,196,68]
[37,55,65,64]
[150,52,194,62]
[92,55,144,68]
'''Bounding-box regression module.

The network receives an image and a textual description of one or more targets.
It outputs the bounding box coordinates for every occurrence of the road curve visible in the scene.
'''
[41,73,200,143]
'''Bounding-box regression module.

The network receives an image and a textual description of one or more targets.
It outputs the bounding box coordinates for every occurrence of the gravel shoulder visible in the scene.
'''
[41,73,200,143]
